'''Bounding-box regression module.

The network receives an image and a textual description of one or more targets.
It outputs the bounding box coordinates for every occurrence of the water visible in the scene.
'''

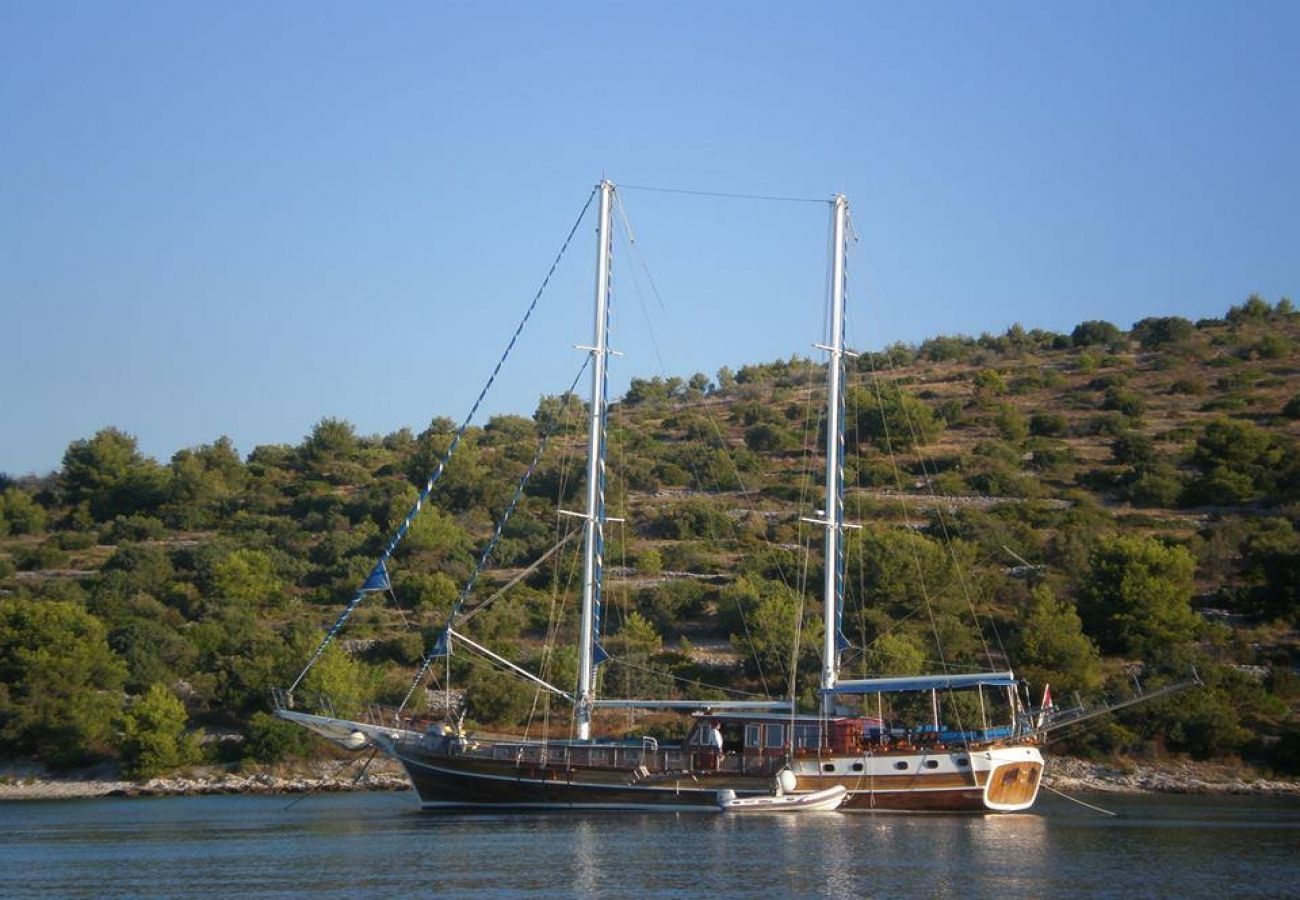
[1,791,1297,898]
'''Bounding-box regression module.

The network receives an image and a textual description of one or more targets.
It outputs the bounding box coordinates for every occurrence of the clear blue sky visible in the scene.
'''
[2,1,1296,476]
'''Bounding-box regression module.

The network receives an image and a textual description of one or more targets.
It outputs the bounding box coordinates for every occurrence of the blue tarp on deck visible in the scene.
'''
[820,671,1017,695]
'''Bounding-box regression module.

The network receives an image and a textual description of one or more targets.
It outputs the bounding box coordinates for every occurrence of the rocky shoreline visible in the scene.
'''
[2,756,1296,802]
[0,759,411,801]
[1044,756,1300,796]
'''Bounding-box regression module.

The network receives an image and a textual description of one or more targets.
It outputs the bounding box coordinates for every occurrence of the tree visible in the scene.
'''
[304,417,359,460]
[165,437,245,527]
[1131,316,1194,350]
[1029,413,1068,437]
[109,618,199,694]
[846,528,970,623]
[300,641,375,718]
[1077,535,1199,657]
[1013,585,1101,696]
[117,684,202,778]
[687,372,712,397]
[1111,431,1156,468]
[624,376,677,406]
[1236,520,1300,624]
[605,611,669,698]
[1187,418,1291,505]
[0,487,46,535]
[844,385,942,452]
[744,422,797,453]
[60,428,169,521]
[464,666,535,725]
[724,575,821,693]
[405,427,487,512]
[386,487,473,568]
[100,543,175,598]
[211,548,285,606]
[1070,320,1122,347]
[972,368,1007,397]
[994,404,1029,442]
[1225,294,1272,324]
[863,632,927,677]
[243,710,313,763]
[0,597,127,765]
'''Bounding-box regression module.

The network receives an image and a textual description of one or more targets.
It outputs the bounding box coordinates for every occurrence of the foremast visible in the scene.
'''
[575,179,615,740]
[819,194,850,714]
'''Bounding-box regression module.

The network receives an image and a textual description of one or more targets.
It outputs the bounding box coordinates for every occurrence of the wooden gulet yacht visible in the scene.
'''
[276,181,1044,812]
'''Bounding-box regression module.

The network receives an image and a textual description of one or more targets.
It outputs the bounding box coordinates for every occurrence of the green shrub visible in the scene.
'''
[103,515,167,544]
[243,710,314,763]
[14,542,70,571]
[1029,412,1068,437]
[54,530,97,551]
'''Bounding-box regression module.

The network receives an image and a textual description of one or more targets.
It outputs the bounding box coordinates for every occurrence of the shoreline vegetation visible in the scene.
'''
[1,756,1297,802]
[3,298,1298,790]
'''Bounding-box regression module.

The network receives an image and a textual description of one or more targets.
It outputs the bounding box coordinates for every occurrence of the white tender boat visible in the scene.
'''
[717,785,848,813]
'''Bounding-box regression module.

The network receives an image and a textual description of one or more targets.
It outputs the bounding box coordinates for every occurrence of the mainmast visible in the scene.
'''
[820,194,850,714]
[576,179,615,740]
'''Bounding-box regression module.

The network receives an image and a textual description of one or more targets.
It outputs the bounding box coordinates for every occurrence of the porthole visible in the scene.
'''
[851,763,864,772]
[924,760,939,769]
[894,761,909,771]
[822,763,835,773]
[956,757,970,767]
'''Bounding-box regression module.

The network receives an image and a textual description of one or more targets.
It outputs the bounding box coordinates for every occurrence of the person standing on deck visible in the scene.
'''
[709,722,724,770]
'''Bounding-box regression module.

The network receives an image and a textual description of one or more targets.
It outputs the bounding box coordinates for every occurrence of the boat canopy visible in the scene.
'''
[821,671,1017,695]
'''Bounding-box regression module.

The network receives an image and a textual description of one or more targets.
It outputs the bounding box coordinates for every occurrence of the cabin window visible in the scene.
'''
[764,724,784,749]
[822,763,835,773]
[851,763,864,773]
[793,724,821,750]
[589,750,607,765]
[745,724,761,749]
[894,761,909,770]
[924,760,939,769]
[956,757,969,767]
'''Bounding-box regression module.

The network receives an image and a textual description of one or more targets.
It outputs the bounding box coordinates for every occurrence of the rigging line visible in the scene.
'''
[398,359,591,711]
[619,183,831,205]
[288,186,598,695]
[616,210,668,374]
[786,355,822,700]
[860,357,952,676]
[787,537,807,707]
[611,192,779,695]
[604,654,782,699]
[640,261,669,314]
[731,568,771,698]
[877,342,1003,669]
[458,529,581,625]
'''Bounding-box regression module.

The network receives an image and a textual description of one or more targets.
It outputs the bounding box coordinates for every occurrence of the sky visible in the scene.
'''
[2,1,1297,476]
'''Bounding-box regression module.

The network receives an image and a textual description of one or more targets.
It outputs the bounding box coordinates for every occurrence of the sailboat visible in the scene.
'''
[275,180,1045,812]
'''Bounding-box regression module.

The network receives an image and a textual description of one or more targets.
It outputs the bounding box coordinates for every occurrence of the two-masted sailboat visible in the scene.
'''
[276,181,1045,812]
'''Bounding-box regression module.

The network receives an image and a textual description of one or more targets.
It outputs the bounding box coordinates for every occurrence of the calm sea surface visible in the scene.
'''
[1,791,1297,898]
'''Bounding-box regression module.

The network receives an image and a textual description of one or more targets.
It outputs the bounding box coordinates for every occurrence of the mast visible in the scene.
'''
[820,194,850,714]
[576,179,615,741]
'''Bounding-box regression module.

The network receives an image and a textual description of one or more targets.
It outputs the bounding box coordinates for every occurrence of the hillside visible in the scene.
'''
[1,295,1297,778]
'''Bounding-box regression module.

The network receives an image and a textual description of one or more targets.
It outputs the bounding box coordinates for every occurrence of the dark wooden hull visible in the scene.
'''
[398,751,744,811]
[394,744,1043,813]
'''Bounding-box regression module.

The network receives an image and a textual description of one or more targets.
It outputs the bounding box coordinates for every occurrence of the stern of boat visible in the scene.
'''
[980,745,1043,811]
